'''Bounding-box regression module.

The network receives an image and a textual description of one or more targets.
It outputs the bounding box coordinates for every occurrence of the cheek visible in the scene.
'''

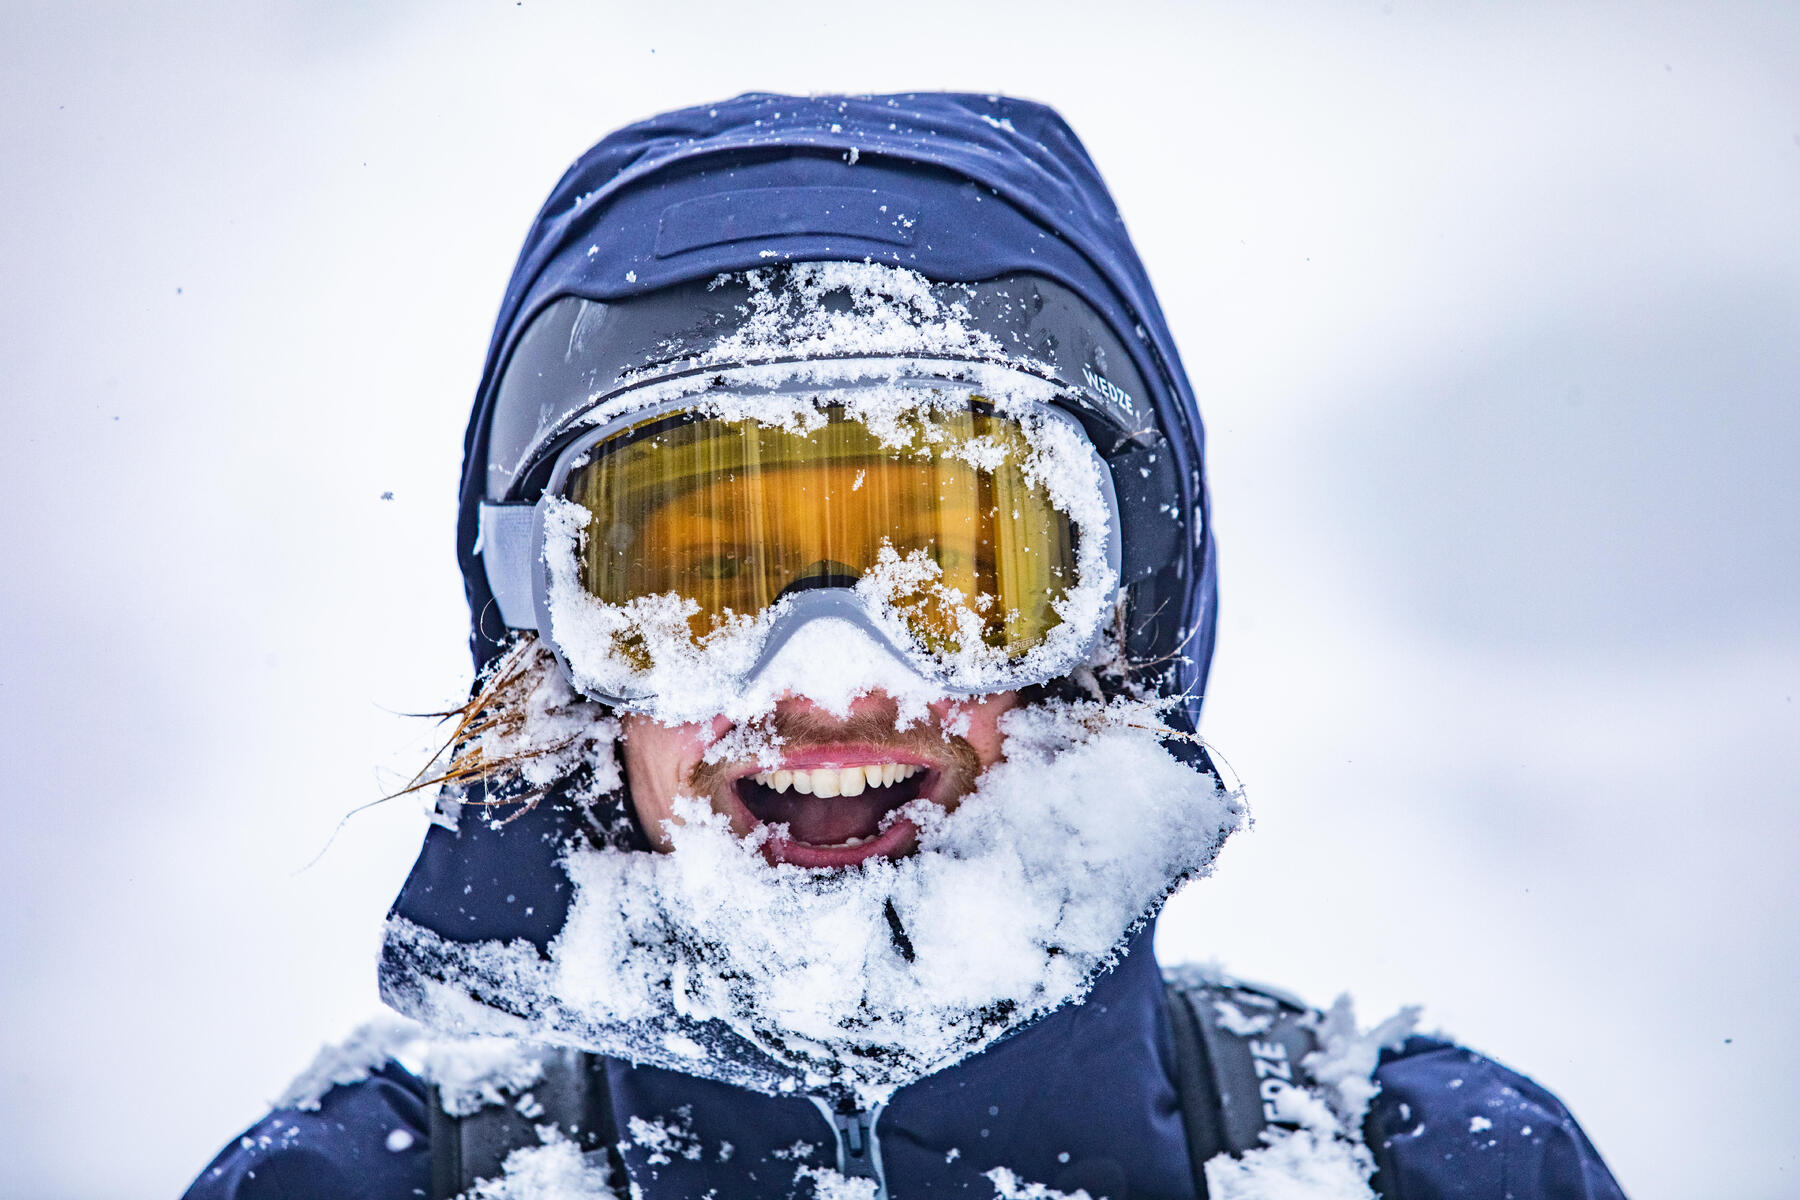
[934,691,1021,770]
[620,715,720,850]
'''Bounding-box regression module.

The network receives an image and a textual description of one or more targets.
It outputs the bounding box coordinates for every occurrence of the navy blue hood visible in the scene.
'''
[454,91,1216,708]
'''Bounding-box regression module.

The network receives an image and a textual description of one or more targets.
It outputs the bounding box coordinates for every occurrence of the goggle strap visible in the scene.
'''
[477,501,537,629]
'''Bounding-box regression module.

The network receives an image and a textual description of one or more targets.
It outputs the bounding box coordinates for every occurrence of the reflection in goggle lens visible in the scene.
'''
[563,403,1076,662]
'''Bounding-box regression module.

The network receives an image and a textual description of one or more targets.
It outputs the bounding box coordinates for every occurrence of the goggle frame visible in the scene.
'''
[478,364,1123,712]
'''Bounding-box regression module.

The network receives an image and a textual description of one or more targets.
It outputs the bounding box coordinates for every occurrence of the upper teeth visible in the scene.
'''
[751,763,922,797]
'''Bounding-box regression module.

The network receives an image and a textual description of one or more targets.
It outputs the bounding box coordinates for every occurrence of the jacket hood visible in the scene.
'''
[385,94,1232,1098]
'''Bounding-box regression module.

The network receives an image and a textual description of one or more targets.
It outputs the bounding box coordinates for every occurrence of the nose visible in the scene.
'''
[775,559,862,600]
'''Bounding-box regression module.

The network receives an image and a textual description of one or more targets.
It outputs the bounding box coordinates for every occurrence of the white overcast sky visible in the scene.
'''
[3,3,1797,1197]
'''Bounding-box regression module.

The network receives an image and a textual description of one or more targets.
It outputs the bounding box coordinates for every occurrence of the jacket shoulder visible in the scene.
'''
[1366,1037,1626,1200]
[181,1062,430,1200]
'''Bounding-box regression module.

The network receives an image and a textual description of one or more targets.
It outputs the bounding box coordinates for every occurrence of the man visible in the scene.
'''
[184,93,1625,1199]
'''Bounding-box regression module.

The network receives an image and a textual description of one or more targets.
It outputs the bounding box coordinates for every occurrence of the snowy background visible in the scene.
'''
[4,3,1797,1197]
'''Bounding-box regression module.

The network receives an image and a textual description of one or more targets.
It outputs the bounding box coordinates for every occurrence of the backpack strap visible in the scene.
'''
[427,1049,621,1198]
[1164,973,1322,1192]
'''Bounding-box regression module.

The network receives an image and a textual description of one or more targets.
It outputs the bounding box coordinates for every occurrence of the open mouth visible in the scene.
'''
[732,759,939,868]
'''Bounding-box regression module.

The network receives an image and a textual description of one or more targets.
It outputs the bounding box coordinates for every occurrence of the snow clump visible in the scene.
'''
[276,1014,547,1118]
[986,1166,1095,1199]
[794,1163,881,1200]
[463,1126,617,1200]
[1202,996,1420,1200]
[650,262,1011,377]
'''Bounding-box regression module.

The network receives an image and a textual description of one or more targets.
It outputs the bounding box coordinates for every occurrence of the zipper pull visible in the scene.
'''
[812,1098,887,1197]
[834,1106,873,1175]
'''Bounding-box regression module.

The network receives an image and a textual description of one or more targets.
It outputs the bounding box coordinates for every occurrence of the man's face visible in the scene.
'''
[621,690,1018,868]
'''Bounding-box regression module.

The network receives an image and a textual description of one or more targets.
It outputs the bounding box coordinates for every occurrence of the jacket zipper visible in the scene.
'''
[809,1096,888,1198]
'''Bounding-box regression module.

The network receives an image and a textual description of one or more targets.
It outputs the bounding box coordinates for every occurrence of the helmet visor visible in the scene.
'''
[562,401,1076,666]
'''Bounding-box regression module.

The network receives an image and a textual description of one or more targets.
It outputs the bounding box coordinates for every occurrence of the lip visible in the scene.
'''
[717,744,946,868]
[762,816,921,868]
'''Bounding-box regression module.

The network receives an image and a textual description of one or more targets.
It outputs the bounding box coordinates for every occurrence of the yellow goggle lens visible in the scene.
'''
[564,403,1075,659]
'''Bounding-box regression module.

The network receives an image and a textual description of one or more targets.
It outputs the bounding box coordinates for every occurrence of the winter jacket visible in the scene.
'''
[182,924,1625,1199]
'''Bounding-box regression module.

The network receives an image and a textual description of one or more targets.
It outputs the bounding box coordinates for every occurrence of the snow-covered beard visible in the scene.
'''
[385,693,1243,1105]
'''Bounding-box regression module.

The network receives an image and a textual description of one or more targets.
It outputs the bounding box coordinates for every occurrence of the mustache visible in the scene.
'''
[687,696,982,795]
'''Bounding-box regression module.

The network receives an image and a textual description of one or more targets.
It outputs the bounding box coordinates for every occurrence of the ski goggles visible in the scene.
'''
[477,376,1120,712]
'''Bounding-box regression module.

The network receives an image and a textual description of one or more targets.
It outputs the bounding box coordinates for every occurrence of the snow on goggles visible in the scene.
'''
[478,380,1120,712]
